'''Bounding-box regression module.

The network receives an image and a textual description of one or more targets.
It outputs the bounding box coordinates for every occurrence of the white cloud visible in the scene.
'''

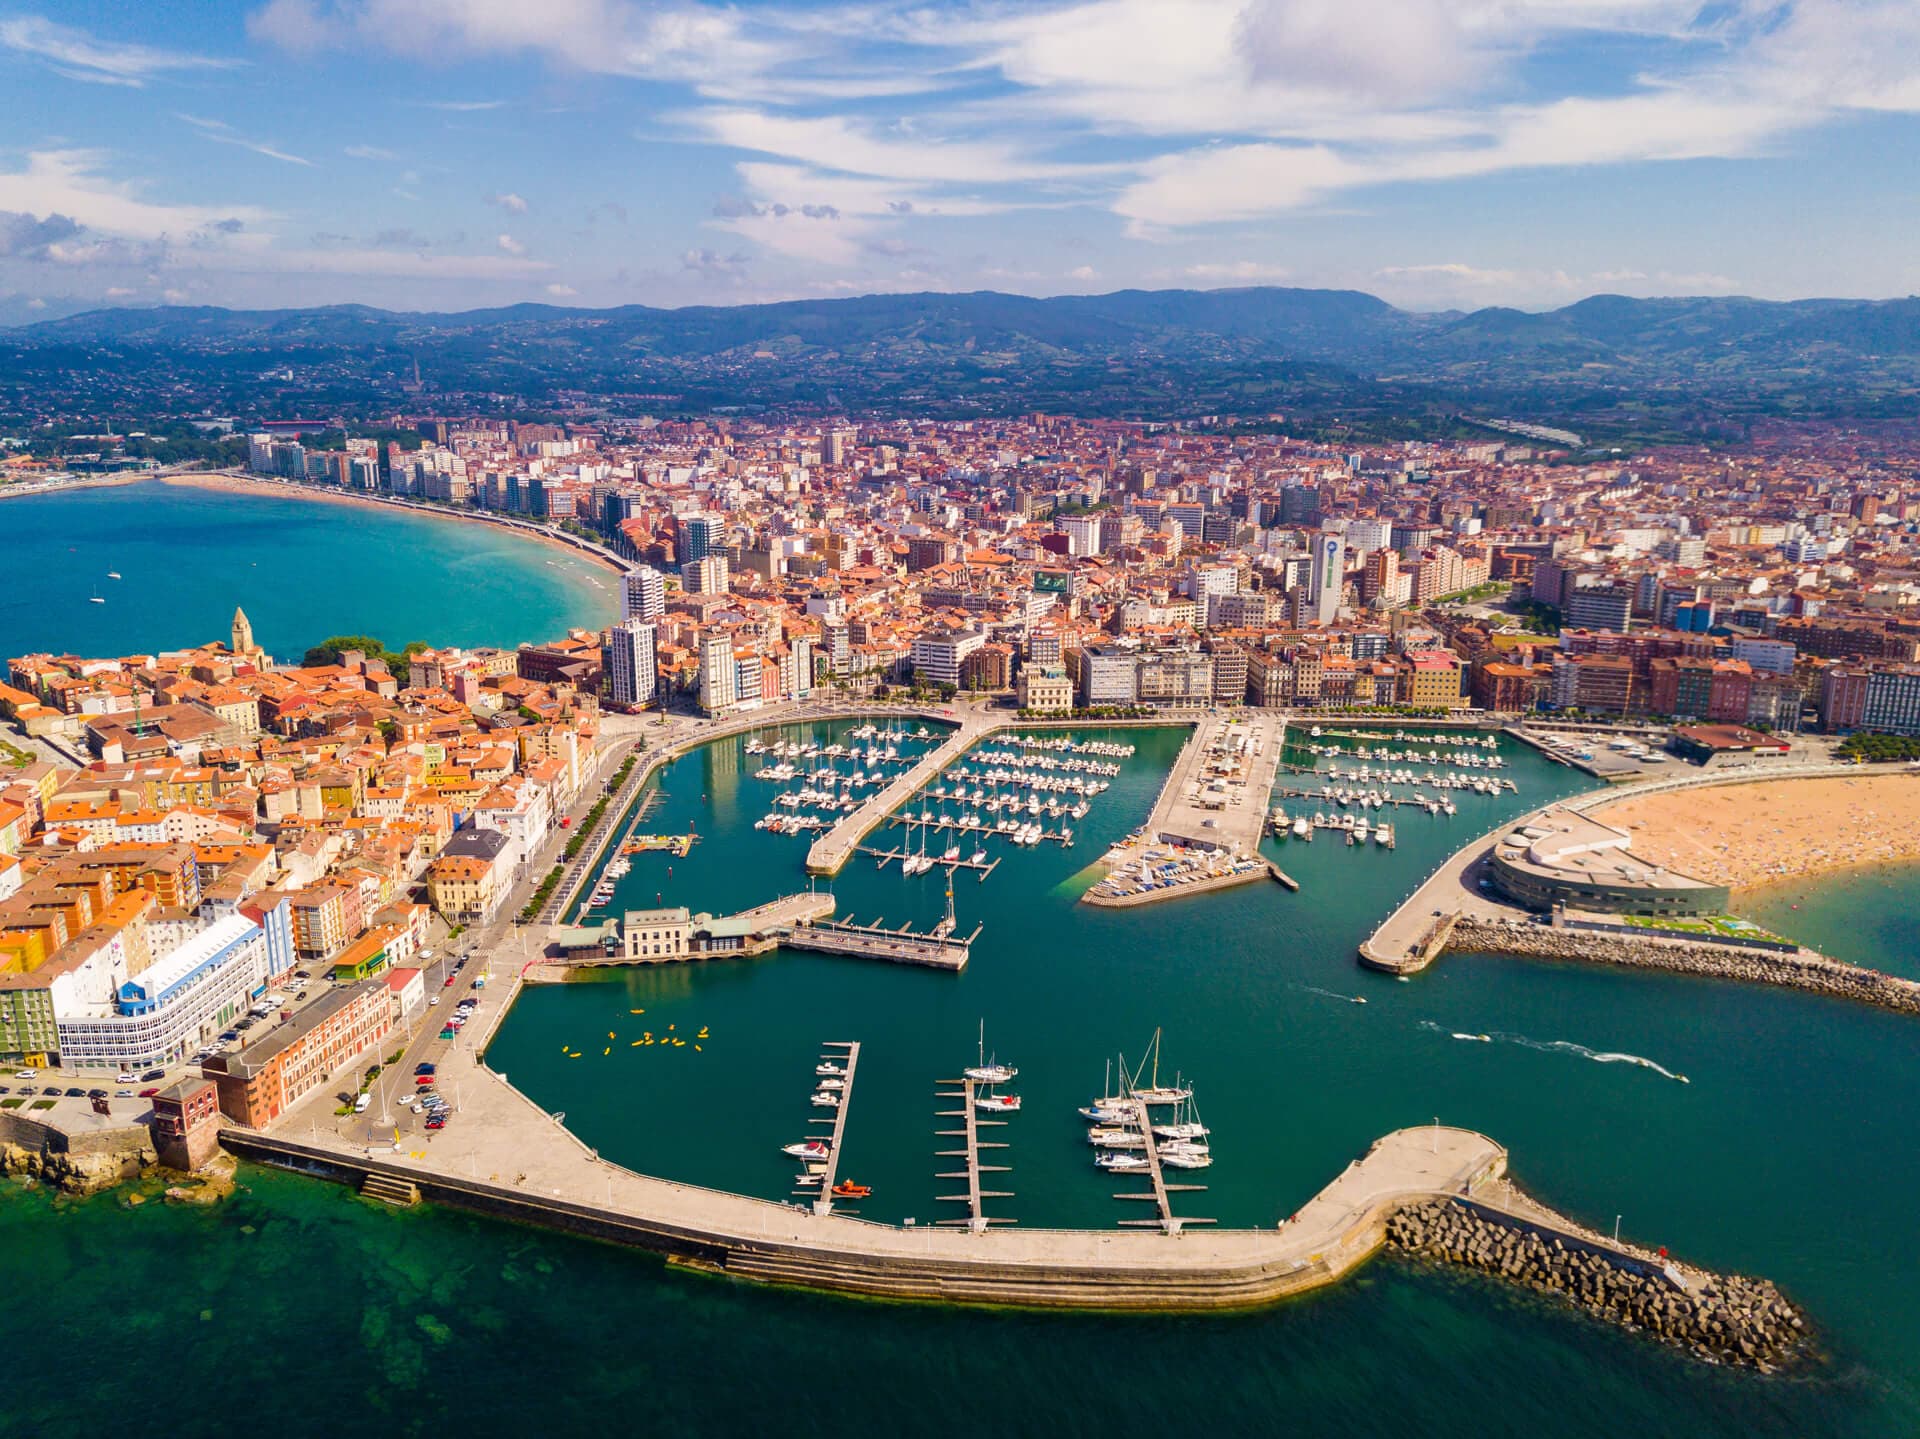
[690,107,1106,186]
[1065,264,1097,281]
[488,191,529,213]
[0,15,239,87]
[0,150,270,241]
[345,144,397,161]
[496,233,528,255]
[1177,260,1293,283]
[177,114,314,167]
[545,282,578,296]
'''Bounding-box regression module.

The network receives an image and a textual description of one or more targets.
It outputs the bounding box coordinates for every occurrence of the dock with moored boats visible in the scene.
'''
[805,1041,861,1215]
[935,1078,1015,1232]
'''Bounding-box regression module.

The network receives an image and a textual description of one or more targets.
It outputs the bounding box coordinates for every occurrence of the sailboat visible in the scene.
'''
[963,1019,1017,1084]
[1129,1029,1192,1106]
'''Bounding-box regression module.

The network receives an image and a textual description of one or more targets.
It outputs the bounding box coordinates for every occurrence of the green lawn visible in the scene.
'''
[1621,913,1789,944]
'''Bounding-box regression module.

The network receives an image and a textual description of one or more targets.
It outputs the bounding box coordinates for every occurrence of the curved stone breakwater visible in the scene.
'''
[1446,920,1920,1019]
[1386,1199,1809,1371]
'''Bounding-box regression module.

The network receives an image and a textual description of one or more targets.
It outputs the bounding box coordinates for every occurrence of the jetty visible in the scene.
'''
[1111,1097,1213,1234]
[857,842,1002,881]
[810,1042,860,1216]
[805,715,994,875]
[1140,713,1285,855]
[934,1078,1015,1232]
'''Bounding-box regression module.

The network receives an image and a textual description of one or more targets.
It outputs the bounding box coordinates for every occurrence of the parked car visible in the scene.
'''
[13,1070,37,1080]
[139,1087,160,1098]
[141,1068,165,1082]
[115,1089,132,1098]
[414,1075,436,1087]
[424,1117,447,1130]
[414,1062,435,1075]
[87,1089,106,1099]
[64,1087,85,1097]
[116,1071,137,1083]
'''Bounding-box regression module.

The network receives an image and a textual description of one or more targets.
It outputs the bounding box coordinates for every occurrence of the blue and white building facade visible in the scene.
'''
[53,914,270,1071]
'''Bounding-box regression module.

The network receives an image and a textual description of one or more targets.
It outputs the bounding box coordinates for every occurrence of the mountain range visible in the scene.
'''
[9,287,1920,433]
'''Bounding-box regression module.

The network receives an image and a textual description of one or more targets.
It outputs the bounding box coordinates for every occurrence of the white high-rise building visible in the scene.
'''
[605,619,658,709]
[698,633,740,716]
[622,565,666,622]
[1311,533,1346,625]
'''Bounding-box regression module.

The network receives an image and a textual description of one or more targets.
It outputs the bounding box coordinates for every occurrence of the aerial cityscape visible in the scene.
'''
[5,3,1920,1436]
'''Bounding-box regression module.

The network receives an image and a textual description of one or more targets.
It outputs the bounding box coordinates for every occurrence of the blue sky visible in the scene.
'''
[2,0,1917,322]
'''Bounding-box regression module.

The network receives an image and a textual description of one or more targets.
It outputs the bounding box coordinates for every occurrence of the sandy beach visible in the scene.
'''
[154,471,630,581]
[1592,772,1920,891]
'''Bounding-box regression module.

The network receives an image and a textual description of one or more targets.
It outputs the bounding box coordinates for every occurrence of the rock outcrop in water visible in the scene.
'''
[1386,1198,1808,1370]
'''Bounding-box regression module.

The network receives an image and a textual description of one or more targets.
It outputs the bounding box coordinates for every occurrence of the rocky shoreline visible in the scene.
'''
[1386,1198,1809,1370]
[1447,919,1920,1018]
[1,1131,154,1195]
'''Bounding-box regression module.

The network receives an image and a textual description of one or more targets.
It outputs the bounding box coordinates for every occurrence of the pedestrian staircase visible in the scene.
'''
[359,1172,420,1207]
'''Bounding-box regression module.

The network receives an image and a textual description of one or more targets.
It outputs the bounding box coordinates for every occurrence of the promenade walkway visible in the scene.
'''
[242,1026,1507,1307]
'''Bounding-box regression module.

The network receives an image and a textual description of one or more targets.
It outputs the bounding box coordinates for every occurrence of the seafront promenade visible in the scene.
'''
[243,1017,1508,1307]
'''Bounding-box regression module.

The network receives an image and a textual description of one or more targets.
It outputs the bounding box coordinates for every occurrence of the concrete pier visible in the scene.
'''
[1139,714,1284,855]
[805,714,997,876]
[229,1075,1506,1309]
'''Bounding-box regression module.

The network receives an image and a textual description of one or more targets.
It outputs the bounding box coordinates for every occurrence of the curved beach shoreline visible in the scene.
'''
[152,471,631,588]
[1588,771,1920,892]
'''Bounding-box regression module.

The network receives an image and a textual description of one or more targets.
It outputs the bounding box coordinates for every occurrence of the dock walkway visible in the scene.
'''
[240,1035,1510,1308]
[812,1042,859,1216]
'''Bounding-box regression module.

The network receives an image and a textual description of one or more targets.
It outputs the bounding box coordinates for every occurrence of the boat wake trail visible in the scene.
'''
[1419,1022,1689,1081]
[1298,985,1369,1006]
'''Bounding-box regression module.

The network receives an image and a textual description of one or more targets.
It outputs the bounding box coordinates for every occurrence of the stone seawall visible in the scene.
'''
[0,1110,156,1195]
[1386,1197,1808,1370]
[1445,919,1920,1018]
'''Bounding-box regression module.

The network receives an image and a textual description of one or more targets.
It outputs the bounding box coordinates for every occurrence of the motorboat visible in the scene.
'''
[1094,1152,1150,1172]
[811,1091,841,1108]
[781,1140,832,1160]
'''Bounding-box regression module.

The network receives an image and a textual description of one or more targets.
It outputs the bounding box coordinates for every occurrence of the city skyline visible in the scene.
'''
[4,0,1920,325]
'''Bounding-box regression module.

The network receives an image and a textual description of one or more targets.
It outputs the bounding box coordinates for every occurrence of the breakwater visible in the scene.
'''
[1446,919,1920,1019]
[1386,1198,1808,1370]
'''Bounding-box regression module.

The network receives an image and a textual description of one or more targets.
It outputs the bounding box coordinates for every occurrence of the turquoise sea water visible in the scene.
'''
[5,725,1920,1434]
[2,480,612,658]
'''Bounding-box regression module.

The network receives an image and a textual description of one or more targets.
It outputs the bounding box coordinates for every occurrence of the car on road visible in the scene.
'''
[115,1089,132,1098]
[13,1070,36,1080]
[293,969,310,979]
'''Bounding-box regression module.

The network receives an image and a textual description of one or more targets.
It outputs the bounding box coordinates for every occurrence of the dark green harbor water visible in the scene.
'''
[3,480,612,657]
[6,723,1919,1436]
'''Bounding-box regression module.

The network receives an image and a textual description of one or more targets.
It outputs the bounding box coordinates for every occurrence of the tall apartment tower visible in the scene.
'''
[622,565,666,622]
[1311,533,1346,625]
[604,619,658,710]
[698,633,739,716]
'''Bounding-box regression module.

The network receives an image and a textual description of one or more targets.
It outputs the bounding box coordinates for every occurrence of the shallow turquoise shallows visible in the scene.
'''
[5,480,612,657]
[6,726,1920,1434]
